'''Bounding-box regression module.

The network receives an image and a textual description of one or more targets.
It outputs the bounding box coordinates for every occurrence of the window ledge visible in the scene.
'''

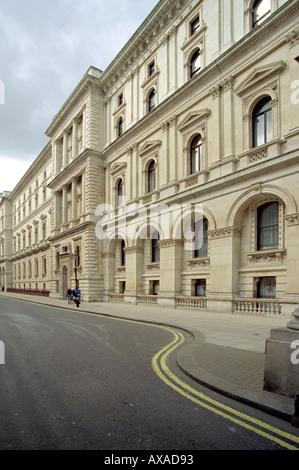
[146,262,160,272]
[180,22,207,53]
[187,257,209,269]
[141,68,160,89]
[247,249,285,265]
[238,138,286,166]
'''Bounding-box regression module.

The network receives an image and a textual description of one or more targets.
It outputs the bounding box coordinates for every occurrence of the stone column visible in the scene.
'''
[72,119,78,160]
[124,246,143,304]
[62,185,68,225]
[158,239,183,308]
[82,109,86,149]
[81,172,86,217]
[54,192,60,227]
[221,77,234,159]
[71,177,77,220]
[62,131,68,168]
[160,120,169,187]
[209,84,222,166]
[168,116,178,184]
[207,226,242,312]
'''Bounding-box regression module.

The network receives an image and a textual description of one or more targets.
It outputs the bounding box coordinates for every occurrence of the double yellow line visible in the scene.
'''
[4,296,299,450]
[152,326,299,451]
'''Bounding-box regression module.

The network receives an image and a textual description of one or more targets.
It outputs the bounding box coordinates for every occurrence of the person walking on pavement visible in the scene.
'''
[76,287,81,305]
[67,288,72,304]
[73,287,80,308]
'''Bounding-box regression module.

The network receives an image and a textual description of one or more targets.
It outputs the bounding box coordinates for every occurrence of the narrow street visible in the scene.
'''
[0,297,298,453]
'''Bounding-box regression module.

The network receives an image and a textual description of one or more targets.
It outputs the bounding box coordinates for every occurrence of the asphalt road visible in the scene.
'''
[0,297,298,453]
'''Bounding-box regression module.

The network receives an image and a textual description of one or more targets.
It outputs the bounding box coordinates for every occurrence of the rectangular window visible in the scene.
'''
[194,218,208,258]
[257,277,276,299]
[119,281,126,294]
[148,61,155,76]
[194,279,206,297]
[257,202,279,250]
[151,232,160,263]
[190,16,199,36]
[152,280,160,295]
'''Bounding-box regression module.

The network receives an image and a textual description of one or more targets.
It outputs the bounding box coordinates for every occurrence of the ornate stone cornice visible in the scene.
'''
[284,213,299,226]
[45,68,102,138]
[160,238,184,248]
[100,0,186,93]
[9,142,52,201]
[208,227,242,239]
[125,246,143,254]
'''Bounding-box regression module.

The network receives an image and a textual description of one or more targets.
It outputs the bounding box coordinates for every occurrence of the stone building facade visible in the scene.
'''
[0,0,299,314]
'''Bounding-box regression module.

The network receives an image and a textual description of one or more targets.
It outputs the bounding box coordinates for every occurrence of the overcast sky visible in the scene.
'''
[0,0,158,193]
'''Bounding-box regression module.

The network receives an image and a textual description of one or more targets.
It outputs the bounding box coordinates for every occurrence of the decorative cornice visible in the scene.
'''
[125,246,143,254]
[160,238,184,248]
[234,61,286,97]
[208,226,242,239]
[45,67,102,138]
[284,213,299,226]
[100,0,186,92]
[9,142,52,201]
[285,26,299,48]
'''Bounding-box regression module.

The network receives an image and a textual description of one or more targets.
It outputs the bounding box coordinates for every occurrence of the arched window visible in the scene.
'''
[147,160,155,193]
[190,49,201,78]
[257,202,279,250]
[194,217,208,258]
[252,97,272,147]
[118,117,124,137]
[151,231,160,263]
[116,179,123,207]
[148,89,156,112]
[252,0,271,28]
[190,135,202,174]
[121,239,126,266]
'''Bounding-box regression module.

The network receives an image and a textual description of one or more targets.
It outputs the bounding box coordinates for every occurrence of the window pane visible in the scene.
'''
[253,114,265,146]
[118,118,123,136]
[152,231,160,262]
[121,240,125,266]
[117,181,123,206]
[153,281,160,295]
[194,218,208,257]
[148,90,155,111]
[195,279,206,297]
[257,277,276,299]
[257,202,279,250]
[253,97,272,147]
[148,161,155,193]
[253,0,271,27]
[266,109,273,142]
[190,50,201,77]
[191,17,199,35]
[190,135,202,174]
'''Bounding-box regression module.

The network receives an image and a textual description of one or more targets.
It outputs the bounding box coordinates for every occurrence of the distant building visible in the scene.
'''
[1,0,299,314]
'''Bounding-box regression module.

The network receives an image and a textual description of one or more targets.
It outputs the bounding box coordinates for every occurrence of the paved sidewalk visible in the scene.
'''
[0,292,298,422]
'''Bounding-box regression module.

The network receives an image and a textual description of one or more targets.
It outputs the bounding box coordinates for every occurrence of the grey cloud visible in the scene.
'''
[0,0,157,167]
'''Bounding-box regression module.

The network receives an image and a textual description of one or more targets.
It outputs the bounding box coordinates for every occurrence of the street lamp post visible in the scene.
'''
[71,252,79,290]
